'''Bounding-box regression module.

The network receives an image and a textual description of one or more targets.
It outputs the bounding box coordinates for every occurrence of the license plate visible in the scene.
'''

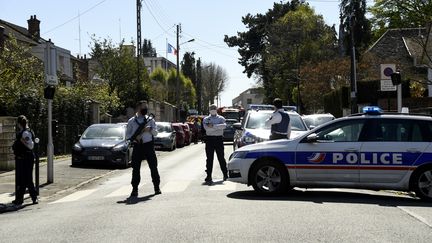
[88,156,104,160]
[154,145,162,149]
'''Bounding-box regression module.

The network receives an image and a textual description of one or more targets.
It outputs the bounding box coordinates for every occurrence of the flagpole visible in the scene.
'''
[165,38,168,71]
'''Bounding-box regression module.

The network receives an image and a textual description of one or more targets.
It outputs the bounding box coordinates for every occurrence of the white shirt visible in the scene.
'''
[265,109,291,139]
[126,114,158,143]
[203,115,226,137]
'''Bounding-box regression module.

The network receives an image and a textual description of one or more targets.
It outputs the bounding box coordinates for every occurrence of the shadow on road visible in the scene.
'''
[117,194,155,205]
[226,189,432,207]
[70,163,129,170]
[0,202,35,214]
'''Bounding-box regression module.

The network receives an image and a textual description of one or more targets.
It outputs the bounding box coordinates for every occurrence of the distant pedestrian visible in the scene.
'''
[12,115,38,205]
[265,98,291,140]
[126,101,161,197]
[203,104,228,184]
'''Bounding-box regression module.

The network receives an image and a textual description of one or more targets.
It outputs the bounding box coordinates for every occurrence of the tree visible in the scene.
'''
[369,0,432,40]
[149,67,168,101]
[142,39,156,57]
[224,1,301,101]
[265,4,338,105]
[201,63,228,108]
[181,52,196,87]
[340,0,372,57]
[90,37,149,112]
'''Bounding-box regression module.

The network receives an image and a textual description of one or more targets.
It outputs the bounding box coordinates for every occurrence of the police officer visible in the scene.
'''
[12,115,38,205]
[203,104,228,183]
[126,101,161,197]
[265,98,291,140]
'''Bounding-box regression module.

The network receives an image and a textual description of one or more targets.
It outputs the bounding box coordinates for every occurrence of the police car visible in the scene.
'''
[227,107,432,201]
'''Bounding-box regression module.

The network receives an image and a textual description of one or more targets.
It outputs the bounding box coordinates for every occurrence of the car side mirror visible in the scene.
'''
[309,125,316,130]
[77,134,82,139]
[306,133,318,143]
[233,123,243,130]
[34,138,40,144]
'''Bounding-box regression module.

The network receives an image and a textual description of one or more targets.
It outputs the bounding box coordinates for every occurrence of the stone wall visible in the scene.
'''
[0,117,16,171]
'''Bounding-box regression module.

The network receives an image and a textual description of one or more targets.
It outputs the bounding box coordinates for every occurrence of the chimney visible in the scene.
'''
[0,26,5,51]
[27,15,41,39]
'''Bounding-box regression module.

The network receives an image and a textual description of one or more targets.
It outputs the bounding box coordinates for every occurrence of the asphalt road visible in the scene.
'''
[1,143,432,243]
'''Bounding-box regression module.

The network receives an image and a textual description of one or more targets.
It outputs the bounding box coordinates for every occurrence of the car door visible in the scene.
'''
[359,118,430,183]
[295,119,366,183]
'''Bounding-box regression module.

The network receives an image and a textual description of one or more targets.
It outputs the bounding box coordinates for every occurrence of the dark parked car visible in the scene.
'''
[172,123,185,148]
[154,122,176,151]
[72,123,132,168]
[181,123,191,145]
[223,119,237,142]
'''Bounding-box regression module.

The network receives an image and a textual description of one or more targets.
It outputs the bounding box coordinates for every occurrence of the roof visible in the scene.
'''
[0,19,42,45]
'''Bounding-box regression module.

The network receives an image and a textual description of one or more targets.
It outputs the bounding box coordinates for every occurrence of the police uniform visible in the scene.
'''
[126,113,161,194]
[265,108,291,140]
[12,127,37,205]
[203,114,228,181]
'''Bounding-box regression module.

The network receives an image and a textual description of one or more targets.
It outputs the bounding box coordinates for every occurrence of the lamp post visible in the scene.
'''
[175,24,194,121]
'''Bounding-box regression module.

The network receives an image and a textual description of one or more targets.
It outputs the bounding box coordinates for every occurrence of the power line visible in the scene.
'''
[43,0,107,35]
[142,0,175,38]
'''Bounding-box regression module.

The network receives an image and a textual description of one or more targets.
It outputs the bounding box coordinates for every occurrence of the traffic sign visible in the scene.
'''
[45,74,58,86]
[380,64,397,91]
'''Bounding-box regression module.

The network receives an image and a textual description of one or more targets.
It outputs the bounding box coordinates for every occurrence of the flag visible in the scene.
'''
[167,43,177,56]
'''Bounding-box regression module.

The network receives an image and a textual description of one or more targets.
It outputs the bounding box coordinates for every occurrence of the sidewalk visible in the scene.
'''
[0,156,117,208]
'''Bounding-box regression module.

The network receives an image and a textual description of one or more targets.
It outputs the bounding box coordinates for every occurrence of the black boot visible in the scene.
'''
[12,199,23,205]
[204,175,213,184]
[31,196,38,205]
[154,186,161,195]
[130,187,138,197]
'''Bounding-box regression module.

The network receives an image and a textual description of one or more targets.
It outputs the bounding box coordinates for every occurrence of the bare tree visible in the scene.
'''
[201,62,228,108]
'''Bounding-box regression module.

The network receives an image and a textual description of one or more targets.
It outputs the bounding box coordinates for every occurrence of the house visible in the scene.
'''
[0,15,77,85]
[144,56,176,74]
[232,88,265,108]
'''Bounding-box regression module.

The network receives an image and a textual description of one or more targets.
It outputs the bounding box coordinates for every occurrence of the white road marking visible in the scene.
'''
[161,181,191,193]
[0,192,13,203]
[104,184,144,198]
[209,181,237,191]
[398,206,432,228]
[50,189,98,204]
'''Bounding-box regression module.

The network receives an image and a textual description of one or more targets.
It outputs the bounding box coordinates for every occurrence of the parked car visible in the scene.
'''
[181,123,191,145]
[154,122,176,151]
[71,123,132,168]
[233,109,308,151]
[223,119,238,142]
[172,123,185,148]
[302,113,335,129]
[187,122,199,144]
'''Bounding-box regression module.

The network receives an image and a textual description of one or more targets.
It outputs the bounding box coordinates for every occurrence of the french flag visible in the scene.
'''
[167,43,177,56]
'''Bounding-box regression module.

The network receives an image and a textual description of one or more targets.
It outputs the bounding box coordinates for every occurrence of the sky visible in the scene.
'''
[1,0,372,107]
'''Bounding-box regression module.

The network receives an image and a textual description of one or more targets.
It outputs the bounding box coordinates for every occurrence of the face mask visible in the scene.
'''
[210,110,217,116]
[140,108,148,115]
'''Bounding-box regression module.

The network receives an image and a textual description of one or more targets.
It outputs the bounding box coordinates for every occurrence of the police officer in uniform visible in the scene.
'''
[126,101,161,197]
[203,104,228,183]
[265,98,291,140]
[12,115,38,205]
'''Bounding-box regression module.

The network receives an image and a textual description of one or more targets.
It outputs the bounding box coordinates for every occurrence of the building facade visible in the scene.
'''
[232,88,264,108]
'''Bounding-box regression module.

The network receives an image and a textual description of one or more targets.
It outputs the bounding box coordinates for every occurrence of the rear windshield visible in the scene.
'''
[157,124,172,133]
[82,126,124,140]
[246,112,306,131]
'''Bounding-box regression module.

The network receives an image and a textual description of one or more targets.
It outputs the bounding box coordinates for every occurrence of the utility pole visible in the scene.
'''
[136,0,142,91]
[349,11,357,114]
[176,24,181,121]
[44,40,58,184]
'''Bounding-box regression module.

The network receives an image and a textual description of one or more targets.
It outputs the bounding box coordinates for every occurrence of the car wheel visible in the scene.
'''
[411,165,432,202]
[250,160,289,195]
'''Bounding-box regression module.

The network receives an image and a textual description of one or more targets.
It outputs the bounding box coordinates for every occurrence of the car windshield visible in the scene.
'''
[246,112,306,131]
[222,112,239,120]
[157,124,172,133]
[82,126,124,140]
[304,116,334,127]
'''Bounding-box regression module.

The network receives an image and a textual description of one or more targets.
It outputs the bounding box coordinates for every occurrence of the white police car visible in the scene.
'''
[227,107,432,201]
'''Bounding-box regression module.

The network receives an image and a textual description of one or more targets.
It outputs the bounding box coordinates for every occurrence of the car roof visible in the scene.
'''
[247,109,300,115]
[90,123,125,128]
[339,113,432,122]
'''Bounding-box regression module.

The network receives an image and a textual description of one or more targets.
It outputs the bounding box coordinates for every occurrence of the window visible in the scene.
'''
[247,98,252,104]
[363,119,432,142]
[315,120,365,142]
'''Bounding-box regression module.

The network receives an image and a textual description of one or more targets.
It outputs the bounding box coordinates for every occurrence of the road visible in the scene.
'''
[1,143,432,242]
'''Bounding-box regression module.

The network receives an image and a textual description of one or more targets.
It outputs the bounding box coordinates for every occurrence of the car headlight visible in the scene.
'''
[230,151,249,160]
[112,142,128,152]
[73,143,82,152]
[242,132,256,144]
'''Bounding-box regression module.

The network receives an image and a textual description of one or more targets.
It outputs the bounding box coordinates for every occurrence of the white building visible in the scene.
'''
[232,88,264,108]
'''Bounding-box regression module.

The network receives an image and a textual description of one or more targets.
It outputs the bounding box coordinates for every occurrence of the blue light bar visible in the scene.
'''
[362,106,383,115]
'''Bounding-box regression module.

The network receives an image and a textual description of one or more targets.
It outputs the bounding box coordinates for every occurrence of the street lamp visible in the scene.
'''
[175,25,194,121]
